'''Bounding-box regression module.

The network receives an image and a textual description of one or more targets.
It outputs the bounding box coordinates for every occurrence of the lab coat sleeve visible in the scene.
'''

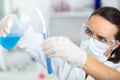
[17,26,85,80]
[116,63,120,72]
[51,58,85,80]
[17,26,47,67]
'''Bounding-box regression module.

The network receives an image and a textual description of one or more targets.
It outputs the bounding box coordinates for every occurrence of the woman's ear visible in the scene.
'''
[104,42,120,58]
[112,42,120,50]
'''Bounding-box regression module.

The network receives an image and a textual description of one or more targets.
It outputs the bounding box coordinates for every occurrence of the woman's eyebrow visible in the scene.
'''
[97,34,108,40]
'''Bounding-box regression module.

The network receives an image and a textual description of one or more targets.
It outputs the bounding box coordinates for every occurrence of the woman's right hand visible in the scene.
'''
[0,14,16,37]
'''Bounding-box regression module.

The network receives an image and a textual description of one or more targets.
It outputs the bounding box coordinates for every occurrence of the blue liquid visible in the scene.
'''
[0,36,21,50]
[43,33,53,74]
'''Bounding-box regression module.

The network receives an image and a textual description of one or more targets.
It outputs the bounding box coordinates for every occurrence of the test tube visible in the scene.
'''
[35,8,53,74]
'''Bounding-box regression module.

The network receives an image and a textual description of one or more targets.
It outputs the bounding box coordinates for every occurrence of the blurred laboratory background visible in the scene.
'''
[0,0,120,80]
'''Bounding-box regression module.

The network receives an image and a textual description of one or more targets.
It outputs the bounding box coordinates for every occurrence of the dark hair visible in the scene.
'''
[90,7,120,63]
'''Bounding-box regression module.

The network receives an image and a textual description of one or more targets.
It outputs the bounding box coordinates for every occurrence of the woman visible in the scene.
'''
[42,7,120,80]
[0,7,120,80]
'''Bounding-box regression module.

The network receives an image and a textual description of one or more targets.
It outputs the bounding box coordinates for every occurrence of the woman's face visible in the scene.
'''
[88,15,118,57]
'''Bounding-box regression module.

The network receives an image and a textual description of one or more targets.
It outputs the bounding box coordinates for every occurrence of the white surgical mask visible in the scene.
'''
[80,38,111,62]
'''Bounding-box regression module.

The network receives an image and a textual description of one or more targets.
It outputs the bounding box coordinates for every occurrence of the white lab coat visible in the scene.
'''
[18,27,120,80]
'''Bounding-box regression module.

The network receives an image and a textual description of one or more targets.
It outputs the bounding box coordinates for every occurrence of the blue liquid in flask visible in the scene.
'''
[0,35,21,50]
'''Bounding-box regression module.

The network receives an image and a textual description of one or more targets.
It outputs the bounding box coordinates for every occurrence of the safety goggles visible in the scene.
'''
[80,23,119,46]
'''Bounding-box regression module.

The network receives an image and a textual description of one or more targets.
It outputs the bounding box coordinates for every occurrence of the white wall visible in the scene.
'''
[49,16,89,46]
[101,0,120,9]
[3,0,51,33]
[0,0,5,19]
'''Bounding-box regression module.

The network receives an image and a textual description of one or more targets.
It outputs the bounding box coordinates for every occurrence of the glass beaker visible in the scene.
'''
[0,18,27,50]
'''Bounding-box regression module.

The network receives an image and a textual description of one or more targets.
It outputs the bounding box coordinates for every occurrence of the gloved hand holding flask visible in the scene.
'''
[0,14,28,50]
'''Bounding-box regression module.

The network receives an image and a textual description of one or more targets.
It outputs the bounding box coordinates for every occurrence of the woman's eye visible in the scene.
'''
[97,36,108,43]
[85,27,93,36]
